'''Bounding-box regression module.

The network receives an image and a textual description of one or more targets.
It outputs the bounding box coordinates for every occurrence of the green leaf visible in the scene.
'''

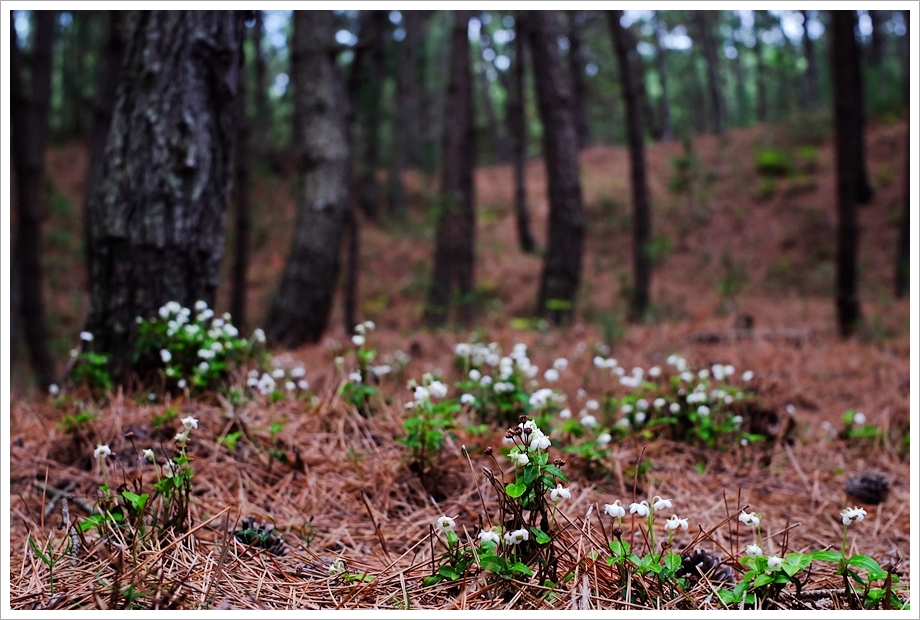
[506,483,526,498]
[438,566,461,580]
[811,550,843,563]
[718,589,738,604]
[543,465,568,483]
[782,552,811,577]
[422,575,443,587]
[848,554,883,576]
[521,464,539,485]
[752,573,774,588]
[609,540,630,556]
[510,562,534,576]
[479,555,507,573]
[664,553,682,573]
[529,527,551,545]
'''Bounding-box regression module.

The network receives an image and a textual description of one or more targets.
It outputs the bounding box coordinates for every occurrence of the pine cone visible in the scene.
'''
[677,549,735,585]
[234,516,289,556]
[845,472,890,505]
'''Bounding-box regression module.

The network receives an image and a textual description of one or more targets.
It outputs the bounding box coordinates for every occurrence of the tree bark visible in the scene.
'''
[852,17,874,205]
[653,12,673,141]
[423,10,476,327]
[508,12,536,254]
[231,26,251,329]
[266,11,351,347]
[252,11,269,146]
[868,10,885,65]
[84,10,126,293]
[695,10,724,135]
[12,10,57,388]
[831,10,862,337]
[527,11,585,325]
[387,10,422,213]
[476,46,507,164]
[730,33,749,126]
[610,11,652,322]
[801,10,819,111]
[567,11,591,149]
[84,11,244,377]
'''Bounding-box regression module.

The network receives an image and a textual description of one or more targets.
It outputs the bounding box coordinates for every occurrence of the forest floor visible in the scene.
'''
[7,117,912,610]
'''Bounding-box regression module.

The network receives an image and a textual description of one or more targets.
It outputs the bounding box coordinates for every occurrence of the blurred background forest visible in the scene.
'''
[8,9,912,391]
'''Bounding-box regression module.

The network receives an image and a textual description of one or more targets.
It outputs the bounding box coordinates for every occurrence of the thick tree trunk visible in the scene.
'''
[252,11,269,146]
[527,11,585,325]
[695,11,724,135]
[567,11,591,149]
[653,12,673,142]
[423,11,476,327]
[12,11,56,388]
[801,10,819,111]
[84,10,126,293]
[266,11,351,347]
[509,13,536,254]
[754,11,768,123]
[610,11,652,322]
[831,11,862,337]
[231,31,251,328]
[84,11,244,377]
[852,21,874,205]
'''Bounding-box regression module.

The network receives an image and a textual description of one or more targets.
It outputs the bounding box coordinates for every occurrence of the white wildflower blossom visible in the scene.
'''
[653,496,672,511]
[469,369,481,381]
[348,372,363,383]
[586,399,599,410]
[559,408,572,419]
[80,331,94,342]
[285,381,296,391]
[436,516,456,533]
[654,397,666,409]
[297,380,309,390]
[198,361,210,373]
[195,300,208,311]
[177,378,187,389]
[841,507,867,526]
[629,501,650,517]
[478,529,501,545]
[48,384,60,396]
[143,449,156,463]
[509,451,529,467]
[544,368,559,382]
[429,381,448,399]
[181,416,198,430]
[414,386,429,401]
[853,412,866,425]
[553,358,569,371]
[739,510,760,527]
[352,335,365,347]
[604,500,626,519]
[160,349,172,363]
[460,393,476,405]
[94,445,111,460]
[664,515,688,531]
[550,484,571,502]
[581,415,598,427]
[742,370,754,381]
[746,543,763,557]
[649,366,661,377]
[697,405,711,417]
[257,373,276,395]
[504,529,530,546]
[597,433,612,446]
[669,402,681,413]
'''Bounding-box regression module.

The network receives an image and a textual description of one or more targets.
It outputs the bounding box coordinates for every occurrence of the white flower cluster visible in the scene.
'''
[246,363,309,396]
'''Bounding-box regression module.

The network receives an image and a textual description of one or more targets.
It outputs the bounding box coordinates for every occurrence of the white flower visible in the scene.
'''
[175,430,189,444]
[604,500,626,519]
[143,448,156,463]
[181,416,198,431]
[289,366,306,378]
[162,461,179,477]
[269,368,284,379]
[746,543,763,557]
[509,451,529,467]
[352,335,365,347]
[197,348,214,360]
[404,401,415,409]
[478,529,501,545]
[504,529,529,546]
[223,324,239,337]
[285,381,296,391]
[742,370,754,382]
[669,402,681,413]
[469,369,481,381]
[354,323,365,335]
[80,331,94,342]
[853,412,866,425]
[48,384,60,396]
[559,408,572,419]
[257,373,276,395]
[586,399,599,410]
[664,515,688,531]
[413,386,429,401]
[544,368,559,382]
[581,415,598,427]
[158,349,172,364]
[177,378,187,389]
[629,501,649,517]
[297,380,309,390]
[786,404,796,415]
[198,361,210,373]
[460,393,475,405]
[621,404,633,415]
[698,369,710,380]
[616,417,631,428]
[210,341,223,352]
[732,415,743,426]
[653,496,672,511]
[348,372,363,383]
[70,348,79,357]
[429,381,448,399]
[436,516,456,533]
[635,412,647,424]
[480,375,493,387]
[680,371,694,382]
[712,364,725,381]
[553,358,568,371]
[597,433,612,446]
[363,320,375,331]
[725,365,735,376]
[550,484,571,501]
[636,399,649,410]
[593,356,606,368]
[739,510,760,527]
[767,555,784,571]
[649,366,661,377]
[197,309,214,322]
[455,343,471,356]
[653,398,666,409]
[841,507,867,526]
[253,328,266,343]
[530,432,551,451]
[194,300,208,311]
[94,445,111,459]
[697,406,711,416]
[724,395,734,405]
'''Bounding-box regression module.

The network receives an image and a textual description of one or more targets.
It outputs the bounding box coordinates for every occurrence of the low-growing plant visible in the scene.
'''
[339,321,390,415]
[399,374,457,483]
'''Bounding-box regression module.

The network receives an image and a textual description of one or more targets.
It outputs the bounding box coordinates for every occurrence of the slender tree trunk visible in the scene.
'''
[231,30,251,328]
[476,52,506,164]
[406,11,430,168]
[831,10,862,337]
[12,11,56,388]
[84,10,126,293]
[266,11,351,347]
[84,11,244,377]
[509,13,536,254]
[754,11,768,123]
[801,10,819,111]
[868,10,885,65]
[388,10,422,213]
[423,10,476,327]
[653,12,673,142]
[895,13,909,298]
[567,11,591,149]
[731,35,749,126]
[695,10,724,135]
[610,11,652,322]
[527,11,585,325]
[252,11,269,146]
[853,18,874,205]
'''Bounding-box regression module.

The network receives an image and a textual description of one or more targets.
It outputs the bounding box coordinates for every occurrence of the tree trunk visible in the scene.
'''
[801,10,819,111]
[423,10,476,327]
[476,48,506,164]
[509,12,536,254]
[252,11,269,147]
[852,18,874,205]
[407,11,431,168]
[868,10,885,65]
[695,11,724,135]
[895,13,909,298]
[266,11,351,347]
[610,11,652,322]
[754,11,768,123]
[830,10,862,337]
[387,10,422,213]
[731,33,749,126]
[12,11,57,388]
[567,11,591,149]
[653,12,673,142]
[527,11,585,325]
[84,10,126,293]
[84,11,244,378]
[231,28,251,329]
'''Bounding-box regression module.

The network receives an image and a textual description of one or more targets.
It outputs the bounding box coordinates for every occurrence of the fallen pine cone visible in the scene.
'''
[845,472,890,505]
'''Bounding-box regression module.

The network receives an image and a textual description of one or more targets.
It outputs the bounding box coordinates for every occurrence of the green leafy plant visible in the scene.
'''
[399,374,457,482]
[754,148,795,177]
